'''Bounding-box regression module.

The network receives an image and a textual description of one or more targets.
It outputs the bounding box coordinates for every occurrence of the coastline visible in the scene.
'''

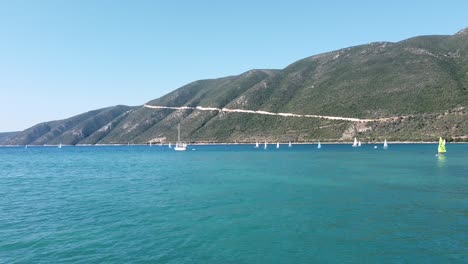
[1,141,467,147]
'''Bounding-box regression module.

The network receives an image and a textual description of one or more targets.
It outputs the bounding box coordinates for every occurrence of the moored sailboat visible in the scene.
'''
[174,124,187,151]
[276,142,280,149]
[255,142,259,148]
[352,138,358,147]
[383,139,388,149]
[317,141,321,149]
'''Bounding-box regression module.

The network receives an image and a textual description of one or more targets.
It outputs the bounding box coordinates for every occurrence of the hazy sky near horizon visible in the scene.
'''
[0,0,467,132]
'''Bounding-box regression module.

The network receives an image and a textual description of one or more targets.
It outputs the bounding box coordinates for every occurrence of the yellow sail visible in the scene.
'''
[438,137,446,154]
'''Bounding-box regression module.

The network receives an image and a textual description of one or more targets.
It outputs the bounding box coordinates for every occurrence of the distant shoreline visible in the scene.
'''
[1,141,467,147]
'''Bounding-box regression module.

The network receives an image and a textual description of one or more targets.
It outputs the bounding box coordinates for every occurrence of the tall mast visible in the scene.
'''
[178,124,181,142]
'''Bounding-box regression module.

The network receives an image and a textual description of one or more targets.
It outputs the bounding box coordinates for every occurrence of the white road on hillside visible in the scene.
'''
[143,104,390,122]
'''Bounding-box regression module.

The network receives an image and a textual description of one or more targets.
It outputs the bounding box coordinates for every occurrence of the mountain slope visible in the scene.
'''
[3,105,136,145]
[0,132,19,145]
[4,28,468,145]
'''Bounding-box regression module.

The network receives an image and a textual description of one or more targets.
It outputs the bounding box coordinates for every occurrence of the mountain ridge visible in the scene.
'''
[2,28,467,145]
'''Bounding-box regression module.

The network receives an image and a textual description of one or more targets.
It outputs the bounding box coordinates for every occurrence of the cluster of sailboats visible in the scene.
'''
[351,137,446,155]
[352,137,388,149]
[24,129,447,156]
[352,138,361,147]
[165,124,447,155]
[22,123,446,155]
[255,138,389,150]
[254,141,321,149]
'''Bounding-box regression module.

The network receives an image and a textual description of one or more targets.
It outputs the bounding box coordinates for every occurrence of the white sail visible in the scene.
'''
[168,142,172,148]
[358,141,361,147]
[288,141,292,147]
[264,142,267,149]
[383,139,388,149]
[276,142,280,149]
[58,143,62,149]
[255,142,259,148]
[352,138,358,147]
[317,141,321,149]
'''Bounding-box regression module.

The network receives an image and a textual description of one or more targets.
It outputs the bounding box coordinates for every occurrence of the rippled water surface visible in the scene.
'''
[1,144,467,263]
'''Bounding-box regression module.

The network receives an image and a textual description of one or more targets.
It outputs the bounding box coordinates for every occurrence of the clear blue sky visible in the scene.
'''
[0,0,466,132]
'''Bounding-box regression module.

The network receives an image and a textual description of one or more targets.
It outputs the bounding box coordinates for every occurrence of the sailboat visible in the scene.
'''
[383,139,388,149]
[437,137,446,155]
[58,143,62,149]
[264,141,267,149]
[255,142,259,148]
[358,141,362,147]
[352,138,358,147]
[317,141,321,149]
[149,142,152,147]
[276,142,280,149]
[168,142,172,148]
[288,141,292,147]
[174,124,187,151]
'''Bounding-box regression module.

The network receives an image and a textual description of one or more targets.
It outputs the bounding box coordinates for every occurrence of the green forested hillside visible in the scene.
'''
[2,28,467,145]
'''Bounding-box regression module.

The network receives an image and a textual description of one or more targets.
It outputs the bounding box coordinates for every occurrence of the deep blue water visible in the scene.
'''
[0,144,467,263]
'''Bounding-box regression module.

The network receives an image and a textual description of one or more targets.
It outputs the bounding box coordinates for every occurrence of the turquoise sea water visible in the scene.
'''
[0,144,467,263]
